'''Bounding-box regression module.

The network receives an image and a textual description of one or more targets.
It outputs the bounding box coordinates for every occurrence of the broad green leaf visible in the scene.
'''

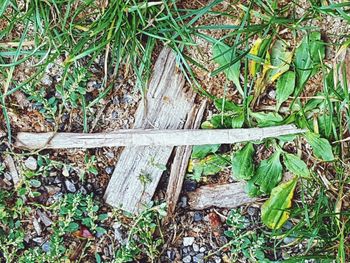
[213,42,243,95]
[210,114,234,128]
[294,32,325,91]
[232,143,255,180]
[190,154,230,181]
[214,98,242,113]
[192,144,221,159]
[247,151,283,196]
[305,132,334,161]
[231,113,244,128]
[250,111,283,127]
[276,71,295,110]
[261,177,298,229]
[266,40,293,83]
[283,152,310,178]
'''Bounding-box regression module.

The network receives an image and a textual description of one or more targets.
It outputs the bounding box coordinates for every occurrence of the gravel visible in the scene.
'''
[193,211,203,222]
[65,180,77,192]
[193,243,199,252]
[183,255,192,263]
[184,180,197,192]
[24,157,37,171]
[183,236,195,247]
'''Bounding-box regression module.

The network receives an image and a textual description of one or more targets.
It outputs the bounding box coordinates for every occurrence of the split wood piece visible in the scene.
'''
[104,48,196,213]
[165,100,207,219]
[188,182,256,210]
[15,125,305,149]
[4,155,21,187]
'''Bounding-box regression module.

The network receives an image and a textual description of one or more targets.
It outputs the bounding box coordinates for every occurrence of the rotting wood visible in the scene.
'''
[15,125,305,150]
[165,100,207,219]
[104,48,195,213]
[188,182,256,210]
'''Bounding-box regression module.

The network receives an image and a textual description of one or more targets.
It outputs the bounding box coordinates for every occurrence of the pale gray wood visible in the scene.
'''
[188,182,256,210]
[4,155,21,187]
[104,48,195,213]
[166,100,207,219]
[15,125,304,149]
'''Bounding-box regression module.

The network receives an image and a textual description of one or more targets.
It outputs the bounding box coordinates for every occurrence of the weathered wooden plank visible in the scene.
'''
[188,182,256,210]
[15,125,304,149]
[4,155,21,187]
[104,48,195,213]
[166,100,207,218]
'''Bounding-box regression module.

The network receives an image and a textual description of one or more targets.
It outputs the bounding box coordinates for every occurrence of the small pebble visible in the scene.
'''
[183,236,195,247]
[65,180,76,192]
[45,185,61,195]
[183,255,192,263]
[283,236,296,245]
[167,250,176,261]
[180,196,188,208]
[193,211,203,222]
[199,246,206,253]
[42,241,51,252]
[25,157,37,171]
[105,152,115,159]
[193,243,199,252]
[283,221,293,230]
[32,237,43,243]
[247,207,257,216]
[268,89,276,99]
[184,180,197,192]
[193,255,204,263]
[37,210,53,226]
[105,166,114,175]
[214,256,222,263]
[182,247,188,254]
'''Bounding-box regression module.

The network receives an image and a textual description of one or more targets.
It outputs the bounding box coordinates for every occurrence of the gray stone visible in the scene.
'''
[25,157,37,171]
[214,256,222,263]
[42,241,51,252]
[193,255,204,263]
[105,166,114,175]
[283,236,296,245]
[183,236,195,247]
[193,211,203,222]
[193,243,199,252]
[199,246,206,253]
[247,207,257,216]
[183,255,192,263]
[167,250,176,261]
[180,196,188,208]
[65,180,76,192]
[37,210,53,226]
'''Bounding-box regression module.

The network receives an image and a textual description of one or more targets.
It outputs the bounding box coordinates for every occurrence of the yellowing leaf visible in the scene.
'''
[252,51,271,105]
[261,177,298,229]
[249,38,263,77]
[266,40,293,82]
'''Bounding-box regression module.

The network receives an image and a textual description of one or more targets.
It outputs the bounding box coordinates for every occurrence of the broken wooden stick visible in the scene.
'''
[166,100,207,219]
[104,47,195,213]
[188,182,256,210]
[15,125,304,150]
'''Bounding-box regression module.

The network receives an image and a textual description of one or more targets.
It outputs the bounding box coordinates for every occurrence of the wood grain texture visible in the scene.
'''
[188,182,256,210]
[104,48,195,213]
[15,125,304,149]
[166,100,207,218]
[4,155,20,187]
